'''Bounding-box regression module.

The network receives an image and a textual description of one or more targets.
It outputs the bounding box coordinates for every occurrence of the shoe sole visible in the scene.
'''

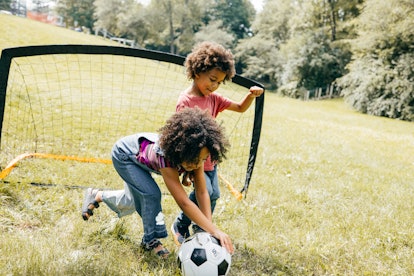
[81,188,99,220]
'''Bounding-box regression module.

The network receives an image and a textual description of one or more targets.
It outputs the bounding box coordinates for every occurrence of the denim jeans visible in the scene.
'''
[176,165,220,228]
[102,134,168,244]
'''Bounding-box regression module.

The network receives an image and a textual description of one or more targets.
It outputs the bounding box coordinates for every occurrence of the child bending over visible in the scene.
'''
[81,107,233,258]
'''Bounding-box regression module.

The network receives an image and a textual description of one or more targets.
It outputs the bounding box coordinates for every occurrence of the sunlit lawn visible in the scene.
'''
[1,14,414,275]
[2,94,413,275]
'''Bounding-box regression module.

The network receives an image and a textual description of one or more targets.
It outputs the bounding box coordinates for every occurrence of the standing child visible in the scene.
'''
[171,41,264,245]
[81,107,234,257]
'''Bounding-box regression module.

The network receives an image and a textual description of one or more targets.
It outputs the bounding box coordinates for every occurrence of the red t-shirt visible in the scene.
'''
[176,92,232,171]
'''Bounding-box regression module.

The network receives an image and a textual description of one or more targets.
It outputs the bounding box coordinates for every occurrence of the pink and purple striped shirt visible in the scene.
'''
[136,138,184,174]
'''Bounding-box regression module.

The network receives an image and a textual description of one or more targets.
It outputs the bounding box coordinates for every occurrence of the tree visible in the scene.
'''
[0,0,12,11]
[194,20,235,50]
[309,0,363,41]
[174,0,209,55]
[144,0,207,54]
[93,0,121,36]
[235,0,292,87]
[235,35,278,86]
[208,0,255,41]
[55,0,95,30]
[116,0,148,46]
[278,32,351,97]
[127,0,255,54]
[337,0,414,121]
[74,0,95,30]
[236,0,359,91]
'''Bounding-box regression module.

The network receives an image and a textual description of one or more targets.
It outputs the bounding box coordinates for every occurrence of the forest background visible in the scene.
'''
[1,0,413,121]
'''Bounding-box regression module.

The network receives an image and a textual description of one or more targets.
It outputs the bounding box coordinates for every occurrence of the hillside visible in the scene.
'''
[0,14,119,54]
[1,12,414,276]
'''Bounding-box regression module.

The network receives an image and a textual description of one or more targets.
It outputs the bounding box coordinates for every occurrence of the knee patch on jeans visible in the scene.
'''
[155,212,165,226]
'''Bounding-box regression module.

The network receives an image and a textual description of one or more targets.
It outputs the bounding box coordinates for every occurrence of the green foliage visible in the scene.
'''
[56,0,257,55]
[0,0,11,11]
[354,0,414,61]
[144,0,215,54]
[208,0,255,40]
[279,33,351,92]
[174,1,207,54]
[193,20,235,50]
[237,0,356,91]
[116,0,149,46]
[93,0,122,36]
[338,0,414,121]
[337,54,414,121]
[235,35,278,87]
[333,0,364,39]
[55,0,95,30]
[308,0,364,41]
[235,0,292,87]
[90,0,148,41]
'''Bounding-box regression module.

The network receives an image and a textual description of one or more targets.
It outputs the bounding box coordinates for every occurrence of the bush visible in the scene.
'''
[337,54,414,121]
[276,33,351,94]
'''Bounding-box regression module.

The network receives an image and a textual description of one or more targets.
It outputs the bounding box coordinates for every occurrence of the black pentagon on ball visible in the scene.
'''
[191,248,207,266]
[218,259,229,275]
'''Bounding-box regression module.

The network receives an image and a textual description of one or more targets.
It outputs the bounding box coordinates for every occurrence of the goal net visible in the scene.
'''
[0,45,264,198]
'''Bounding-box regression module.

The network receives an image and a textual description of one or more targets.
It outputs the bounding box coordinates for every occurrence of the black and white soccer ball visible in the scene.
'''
[177,232,232,276]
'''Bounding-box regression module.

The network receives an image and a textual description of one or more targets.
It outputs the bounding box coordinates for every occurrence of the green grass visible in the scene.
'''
[1,14,414,275]
[0,14,119,51]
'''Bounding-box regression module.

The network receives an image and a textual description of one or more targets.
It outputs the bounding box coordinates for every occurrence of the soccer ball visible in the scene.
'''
[177,232,232,276]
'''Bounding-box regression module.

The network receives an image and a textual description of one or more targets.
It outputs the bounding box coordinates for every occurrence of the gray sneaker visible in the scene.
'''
[171,221,190,245]
[81,188,100,221]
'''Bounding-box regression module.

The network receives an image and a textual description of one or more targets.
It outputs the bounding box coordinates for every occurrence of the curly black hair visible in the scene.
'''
[158,107,230,167]
[185,41,236,83]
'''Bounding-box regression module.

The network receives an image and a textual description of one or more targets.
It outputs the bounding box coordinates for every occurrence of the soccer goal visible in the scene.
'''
[0,45,264,198]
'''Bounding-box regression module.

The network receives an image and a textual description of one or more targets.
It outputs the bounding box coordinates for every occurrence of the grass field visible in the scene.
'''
[1,14,414,275]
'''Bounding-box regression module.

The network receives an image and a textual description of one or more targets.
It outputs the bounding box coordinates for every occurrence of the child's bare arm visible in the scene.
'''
[161,167,214,230]
[226,85,264,113]
[161,167,234,253]
[193,166,212,221]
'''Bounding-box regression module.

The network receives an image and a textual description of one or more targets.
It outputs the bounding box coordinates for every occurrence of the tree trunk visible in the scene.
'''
[165,0,175,54]
[328,0,337,41]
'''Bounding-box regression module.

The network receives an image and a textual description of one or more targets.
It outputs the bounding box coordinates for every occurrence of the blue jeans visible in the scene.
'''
[102,134,168,244]
[176,166,220,228]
